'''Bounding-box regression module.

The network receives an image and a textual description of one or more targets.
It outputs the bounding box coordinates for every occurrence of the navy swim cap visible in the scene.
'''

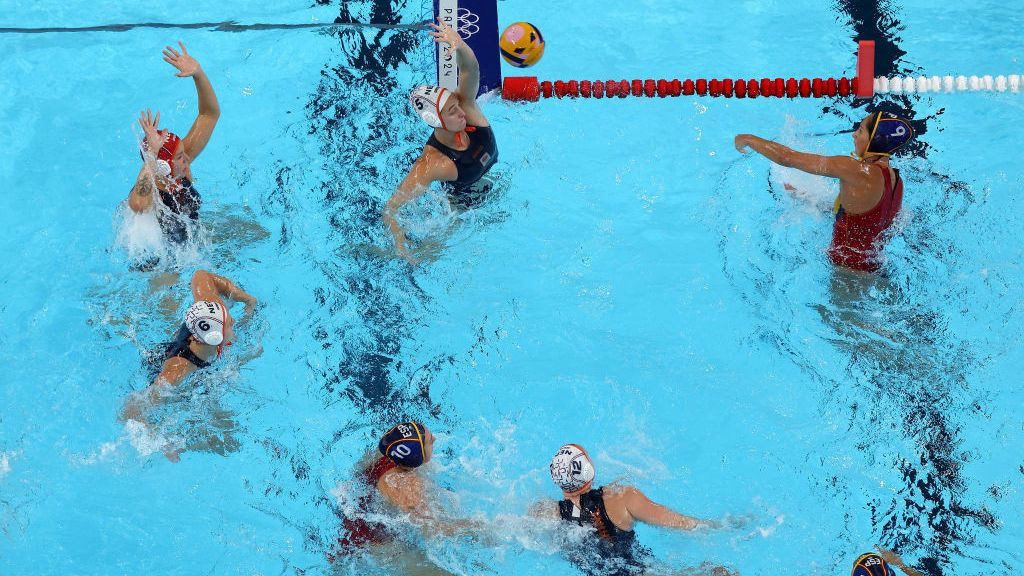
[866,112,914,156]
[851,553,895,576]
[378,422,426,468]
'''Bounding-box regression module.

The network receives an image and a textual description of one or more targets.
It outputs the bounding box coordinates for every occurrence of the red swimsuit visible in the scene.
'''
[827,164,903,273]
[329,457,398,560]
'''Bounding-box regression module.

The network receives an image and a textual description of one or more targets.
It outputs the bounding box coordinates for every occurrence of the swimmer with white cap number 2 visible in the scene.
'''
[531,444,739,576]
[120,269,257,459]
[382,18,498,262]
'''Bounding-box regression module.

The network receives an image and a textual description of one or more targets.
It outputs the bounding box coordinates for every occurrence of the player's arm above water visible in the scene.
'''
[190,269,257,316]
[128,109,168,213]
[875,546,924,576]
[379,471,481,537]
[119,355,196,425]
[383,154,448,261]
[527,499,561,519]
[163,42,221,160]
[734,134,862,182]
[429,19,486,126]
[128,164,158,213]
[618,486,721,530]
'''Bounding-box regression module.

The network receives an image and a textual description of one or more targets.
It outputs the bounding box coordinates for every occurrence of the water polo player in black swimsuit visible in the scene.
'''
[126,42,220,248]
[383,19,498,261]
[534,444,737,576]
[120,269,256,461]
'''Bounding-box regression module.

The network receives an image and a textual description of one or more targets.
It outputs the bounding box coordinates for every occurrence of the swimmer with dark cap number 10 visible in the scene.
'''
[851,548,924,576]
[735,112,914,273]
[531,444,739,576]
[382,18,498,263]
[330,422,480,575]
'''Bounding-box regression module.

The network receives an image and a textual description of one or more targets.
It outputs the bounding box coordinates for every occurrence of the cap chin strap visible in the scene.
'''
[856,112,894,161]
[436,88,449,131]
[850,151,889,162]
[216,302,229,358]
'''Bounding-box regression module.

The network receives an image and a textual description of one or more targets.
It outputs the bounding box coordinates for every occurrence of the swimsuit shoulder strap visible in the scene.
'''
[582,487,621,540]
[180,344,211,370]
[558,497,579,522]
[169,325,211,369]
[875,163,896,196]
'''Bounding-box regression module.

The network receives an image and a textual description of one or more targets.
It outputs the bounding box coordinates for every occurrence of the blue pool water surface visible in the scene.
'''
[1,1,1022,575]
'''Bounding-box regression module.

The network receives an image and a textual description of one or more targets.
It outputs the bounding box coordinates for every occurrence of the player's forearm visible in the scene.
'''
[193,68,221,118]
[213,274,255,304]
[455,41,480,75]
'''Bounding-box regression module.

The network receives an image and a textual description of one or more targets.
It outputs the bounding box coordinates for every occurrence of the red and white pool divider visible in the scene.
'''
[501,40,1020,101]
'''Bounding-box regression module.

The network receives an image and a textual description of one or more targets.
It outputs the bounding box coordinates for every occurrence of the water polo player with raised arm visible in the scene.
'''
[383,18,498,261]
[127,42,220,247]
[735,112,914,273]
[120,269,256,459]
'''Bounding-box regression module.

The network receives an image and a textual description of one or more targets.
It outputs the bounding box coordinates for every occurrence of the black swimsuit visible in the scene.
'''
[425,125,498,210]
[164,324,211,369]
[157,177,201,246]
[558,487,650,576]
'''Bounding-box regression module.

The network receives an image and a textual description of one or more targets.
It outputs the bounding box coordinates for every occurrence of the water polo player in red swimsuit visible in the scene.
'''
[735,112,914,273]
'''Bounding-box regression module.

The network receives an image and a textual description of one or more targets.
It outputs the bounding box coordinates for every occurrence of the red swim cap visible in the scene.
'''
[155,131,182,177]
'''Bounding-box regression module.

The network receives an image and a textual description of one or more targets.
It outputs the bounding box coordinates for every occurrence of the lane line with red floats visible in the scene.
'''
[501,41,1021,102]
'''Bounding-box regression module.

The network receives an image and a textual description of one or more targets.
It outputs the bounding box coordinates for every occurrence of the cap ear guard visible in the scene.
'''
[185,300,226,346]
[409,85,452,130]
[154,159,173,178]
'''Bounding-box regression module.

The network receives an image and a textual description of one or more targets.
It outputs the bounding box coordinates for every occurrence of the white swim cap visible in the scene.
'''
[409,85,453,129]
[185,300,225,346]
[550,444,595,494]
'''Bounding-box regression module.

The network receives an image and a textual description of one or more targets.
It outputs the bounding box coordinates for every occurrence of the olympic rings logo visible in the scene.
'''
[456,8,479,38]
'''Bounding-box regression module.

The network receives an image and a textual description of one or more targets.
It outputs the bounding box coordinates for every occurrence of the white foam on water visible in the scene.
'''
[125,419,182,458]
[771,115,838,218]
[115,204,165,256]
[67,441,122,466]
[0,451,14,479]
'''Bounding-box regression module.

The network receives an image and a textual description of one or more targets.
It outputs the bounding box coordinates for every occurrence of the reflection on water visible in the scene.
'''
[299,2,448,427]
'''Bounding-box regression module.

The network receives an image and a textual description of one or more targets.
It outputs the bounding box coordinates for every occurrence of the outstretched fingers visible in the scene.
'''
[139,108,161,130]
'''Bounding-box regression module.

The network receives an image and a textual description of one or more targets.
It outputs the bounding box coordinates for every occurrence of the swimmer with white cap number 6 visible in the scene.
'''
[531,444,739,576]
[383,18,498,262]
[120,269,257,455]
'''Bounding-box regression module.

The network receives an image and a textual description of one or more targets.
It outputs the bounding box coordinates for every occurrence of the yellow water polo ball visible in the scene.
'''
[499,22,545,68]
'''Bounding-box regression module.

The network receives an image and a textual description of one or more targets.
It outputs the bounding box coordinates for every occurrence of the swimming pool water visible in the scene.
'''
[1,1,1022,575]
